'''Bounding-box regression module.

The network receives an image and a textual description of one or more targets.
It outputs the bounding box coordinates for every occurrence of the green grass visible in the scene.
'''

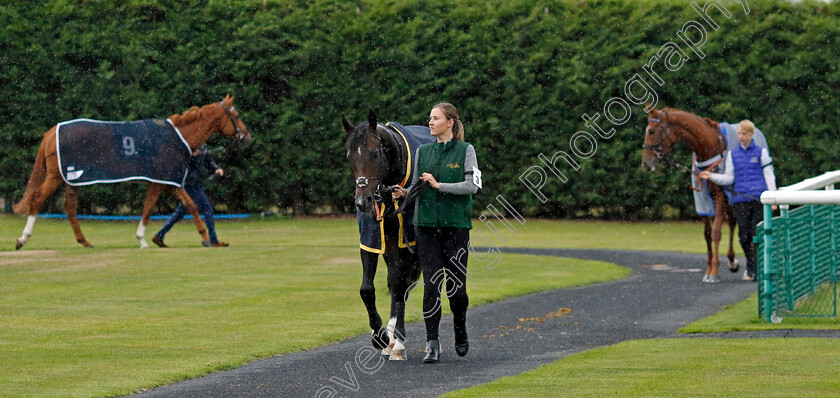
[0,215,628,397]
[444,338,840,398]
[682,292,840,333]
[4,215,838,397]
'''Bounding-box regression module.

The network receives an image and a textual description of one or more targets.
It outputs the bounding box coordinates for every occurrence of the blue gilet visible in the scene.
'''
[730,141,767,204]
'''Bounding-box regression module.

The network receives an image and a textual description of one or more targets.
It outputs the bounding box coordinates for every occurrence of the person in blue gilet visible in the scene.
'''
[699,120,777,281]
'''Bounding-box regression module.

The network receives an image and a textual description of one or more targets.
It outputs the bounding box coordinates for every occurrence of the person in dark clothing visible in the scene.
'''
[153,144,229,248]
[392,103,481,363]
[700,120,776,281]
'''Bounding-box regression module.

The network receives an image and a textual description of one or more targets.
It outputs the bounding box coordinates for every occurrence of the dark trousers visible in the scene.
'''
[417,226,470,342]
[732,200,763,277]
[155,184,219,244]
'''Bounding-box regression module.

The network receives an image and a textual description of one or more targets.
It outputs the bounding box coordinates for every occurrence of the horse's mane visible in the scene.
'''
[169,105,204,125]
[662,107,719,131]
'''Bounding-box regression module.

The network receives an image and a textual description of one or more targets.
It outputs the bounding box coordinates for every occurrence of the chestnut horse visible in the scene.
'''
[13,95,251,250]
[641,108,739,283]
[341,110,429,360]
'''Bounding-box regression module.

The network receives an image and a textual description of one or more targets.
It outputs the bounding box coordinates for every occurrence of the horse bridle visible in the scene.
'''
[355,132,389,205]
[354,126,408,215]
[641,110,694,173]
[643,110,729,175]
[642,110,673,157]
[219,102,249,142]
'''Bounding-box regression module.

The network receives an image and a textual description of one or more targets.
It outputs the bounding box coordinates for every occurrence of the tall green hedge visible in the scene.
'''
[1,0,837,219]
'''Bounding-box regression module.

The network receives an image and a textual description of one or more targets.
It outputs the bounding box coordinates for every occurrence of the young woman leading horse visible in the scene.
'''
[641,107,739,283]
[13,95,251,250]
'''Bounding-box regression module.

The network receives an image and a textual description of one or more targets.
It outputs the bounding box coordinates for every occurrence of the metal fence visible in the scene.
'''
[757,204,838,321]
[758,170,840,322]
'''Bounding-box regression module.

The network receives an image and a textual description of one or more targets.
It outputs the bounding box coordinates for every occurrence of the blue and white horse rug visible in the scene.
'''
[56,118,192,187]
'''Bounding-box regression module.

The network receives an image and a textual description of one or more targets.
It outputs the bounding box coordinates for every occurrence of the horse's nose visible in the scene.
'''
[355,191,373,213]
[641,156,658,172]
[239,135,254,148]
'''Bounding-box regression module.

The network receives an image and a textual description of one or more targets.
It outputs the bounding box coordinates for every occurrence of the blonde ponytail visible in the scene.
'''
[454,119,464,141]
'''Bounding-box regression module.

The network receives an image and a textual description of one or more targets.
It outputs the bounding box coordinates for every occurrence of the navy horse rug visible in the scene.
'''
[56,118,192,187]
[357,122,435,254]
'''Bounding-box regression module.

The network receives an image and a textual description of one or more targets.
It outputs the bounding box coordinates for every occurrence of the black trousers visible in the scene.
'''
[417,226,470,342]
[732,200,764,277]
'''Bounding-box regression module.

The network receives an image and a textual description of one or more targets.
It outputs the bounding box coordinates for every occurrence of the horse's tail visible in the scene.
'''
[13,134,49,215]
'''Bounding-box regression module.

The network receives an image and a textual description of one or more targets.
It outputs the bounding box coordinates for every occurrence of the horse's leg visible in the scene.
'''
[708,194,727,282]
[173,187,210,246]
[383,238,409,360]
[16,175,63,250]
[64,185,92,248]
[360,249,388,350]
[703,217,713,282]
[725,204,740,272]
[136,184,164,249]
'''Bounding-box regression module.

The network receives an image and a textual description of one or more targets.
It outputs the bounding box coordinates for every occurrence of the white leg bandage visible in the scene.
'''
[136,221,149,249]
[18,215,37,243]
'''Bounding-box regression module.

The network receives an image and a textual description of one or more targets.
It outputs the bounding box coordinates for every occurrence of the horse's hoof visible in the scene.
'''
[389,341,407,361]
[201,240,211,247]
[15,239,24,250]
[704,274,721,283]
[371,328,389,350]
[701,274,709,283]
[381,340,394,356]
[727,259,740,273]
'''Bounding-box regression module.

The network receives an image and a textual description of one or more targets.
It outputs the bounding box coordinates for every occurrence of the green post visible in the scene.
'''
[809,205,817,293]
[763,204,774,322]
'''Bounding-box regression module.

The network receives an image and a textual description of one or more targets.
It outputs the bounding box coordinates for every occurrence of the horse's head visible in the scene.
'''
[641,108,677,172]
[218,94,253,148]
[342,110,402,215]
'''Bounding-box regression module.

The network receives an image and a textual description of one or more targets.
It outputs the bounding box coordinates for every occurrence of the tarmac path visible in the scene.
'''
[134,248,837,398]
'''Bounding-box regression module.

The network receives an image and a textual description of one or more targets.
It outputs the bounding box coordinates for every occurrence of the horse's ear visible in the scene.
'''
[341,115,355,135]
[703,117,719,129]
[647,104,657,117]
[222,94,234,107]
[367,109,377,132]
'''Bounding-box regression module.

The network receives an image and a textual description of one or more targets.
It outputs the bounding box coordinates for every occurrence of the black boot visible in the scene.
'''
[455,324,469,357]
[423,340,440,363]
[455,340,469,357]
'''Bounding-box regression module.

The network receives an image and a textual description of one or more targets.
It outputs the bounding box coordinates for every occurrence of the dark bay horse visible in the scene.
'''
[14,95,251,249]
[642,108,739,283]
[341,110,430,360]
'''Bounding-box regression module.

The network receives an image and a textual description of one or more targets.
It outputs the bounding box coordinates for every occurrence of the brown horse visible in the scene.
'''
[641,108,739,283]
[13,95,251,250]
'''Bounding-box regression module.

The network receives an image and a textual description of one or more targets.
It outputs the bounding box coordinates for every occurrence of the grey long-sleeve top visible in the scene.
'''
[410,142,480,195]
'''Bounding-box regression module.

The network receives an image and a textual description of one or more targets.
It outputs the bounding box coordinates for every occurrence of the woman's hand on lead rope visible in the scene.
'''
[420,173,440,189]
[392,185,407,199]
